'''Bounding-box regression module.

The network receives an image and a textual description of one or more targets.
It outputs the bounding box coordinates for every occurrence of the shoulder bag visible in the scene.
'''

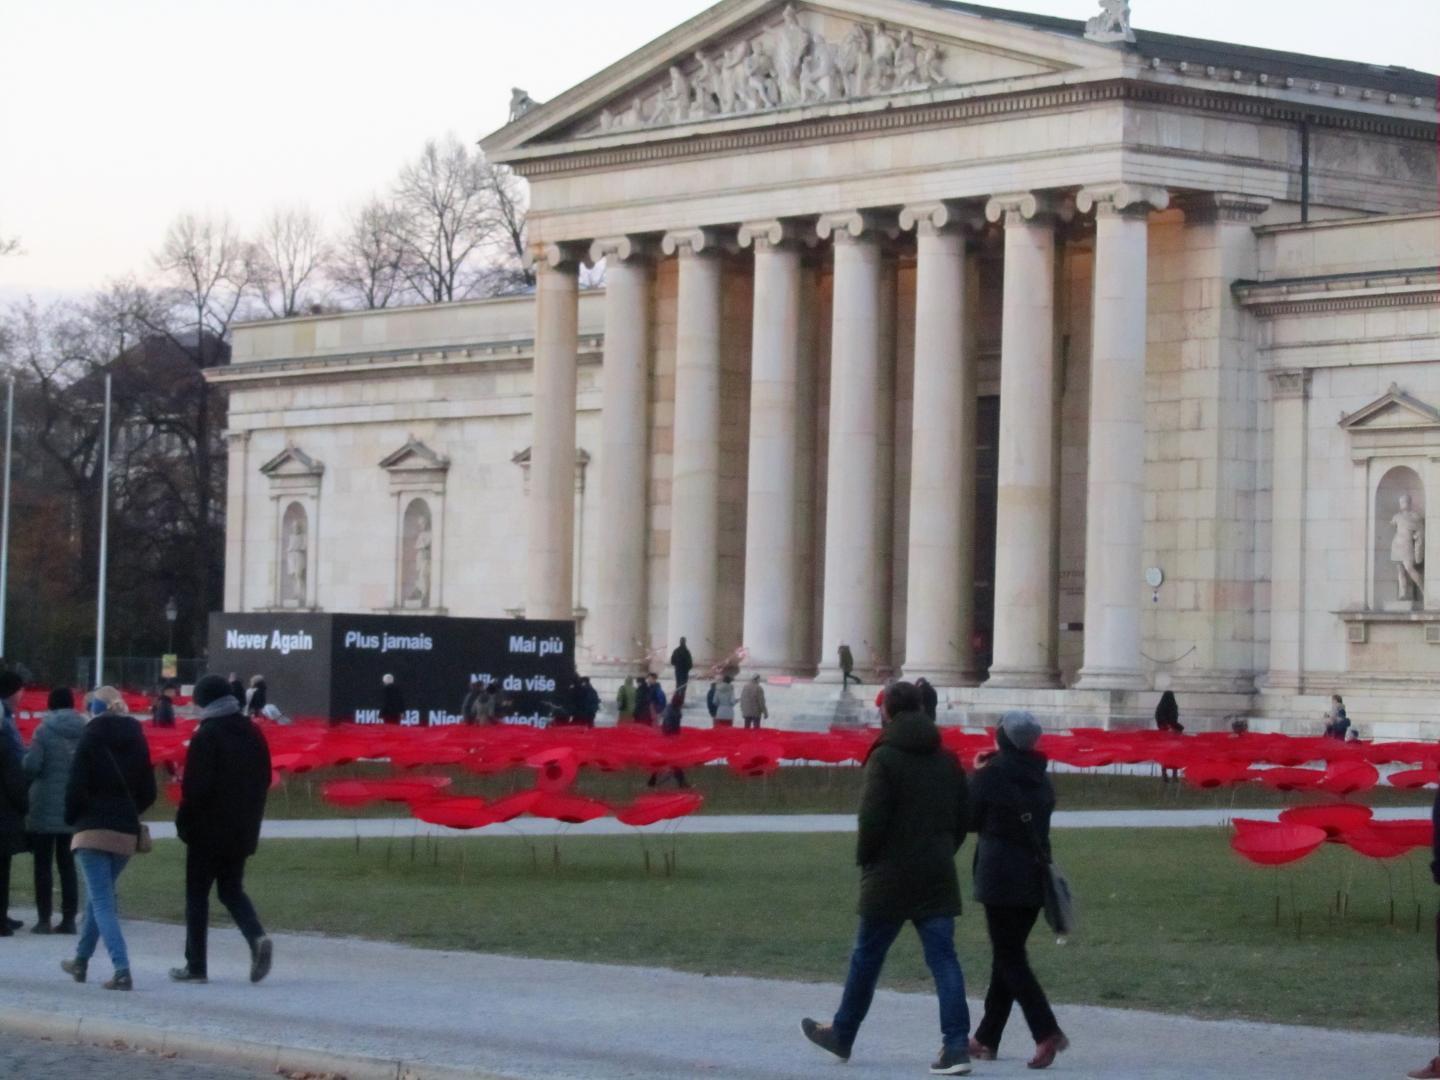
[104,746,153,854]
[1019,809,1074,935]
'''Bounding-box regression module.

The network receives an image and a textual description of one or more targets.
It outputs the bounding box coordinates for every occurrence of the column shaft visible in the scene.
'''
[903,212,975,683]
[591,239,651,670]
[985,197,1060,688]
[1266,371,1309,689]
[525,256,580,620]
[820,220,886,679]
[741,227,804,673]
[665,236,724,665]
[1076,202,1151,687]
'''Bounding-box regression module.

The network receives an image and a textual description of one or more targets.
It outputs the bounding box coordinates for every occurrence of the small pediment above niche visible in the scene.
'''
[1339,385,1440,433]
[379,436,450,473]
[259,442,324,477]
[559,2,1070,141]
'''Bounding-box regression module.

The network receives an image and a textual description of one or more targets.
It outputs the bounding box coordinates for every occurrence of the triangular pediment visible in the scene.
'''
[259,442,324,477]
[379,436,450,472]
[484,0,1121,157]
[1340,385,1440,431]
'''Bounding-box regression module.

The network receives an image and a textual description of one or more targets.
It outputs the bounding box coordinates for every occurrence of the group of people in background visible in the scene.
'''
[0,673,275,993]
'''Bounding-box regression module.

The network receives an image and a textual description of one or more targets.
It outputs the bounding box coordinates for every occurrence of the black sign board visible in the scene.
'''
[206,612,575,726]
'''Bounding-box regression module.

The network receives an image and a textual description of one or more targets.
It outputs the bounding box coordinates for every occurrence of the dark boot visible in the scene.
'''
[800,1018,851,1062]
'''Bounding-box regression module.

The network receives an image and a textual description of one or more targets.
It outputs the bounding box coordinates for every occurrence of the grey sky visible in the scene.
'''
[1,0,1434,299]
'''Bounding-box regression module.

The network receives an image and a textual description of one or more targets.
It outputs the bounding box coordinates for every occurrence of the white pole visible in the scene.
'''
[0,377,12,660]
[94,373,112,687]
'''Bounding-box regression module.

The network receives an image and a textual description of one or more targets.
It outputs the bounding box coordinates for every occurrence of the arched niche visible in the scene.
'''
[1373,465,1425,609]
[400,497,434,608]
[279,501,309,608]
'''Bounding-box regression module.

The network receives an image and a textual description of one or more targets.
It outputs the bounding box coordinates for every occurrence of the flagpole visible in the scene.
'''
[0,377,12,660]
[94,373,112,687]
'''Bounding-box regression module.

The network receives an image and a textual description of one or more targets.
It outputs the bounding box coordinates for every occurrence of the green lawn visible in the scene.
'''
[152,763,1435,820]
[22,828,1433,1034]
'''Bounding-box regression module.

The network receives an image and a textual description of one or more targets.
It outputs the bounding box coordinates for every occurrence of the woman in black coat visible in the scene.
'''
[968,711,1067,1070]
[0,733,29,937]
[60,690,156,989]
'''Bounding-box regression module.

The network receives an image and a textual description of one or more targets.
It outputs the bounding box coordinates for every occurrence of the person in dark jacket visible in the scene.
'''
[227,673,246,706]
[576,677,601,727]
[1406,786,1440,1079]
[60,686,157,990]
[151,686,176,728]
[379,674,405,725]
[170,674,273,984]
[916,677,939,721]
[670,638,693,694]
[968,711,1067,1070]
[0,726,29,937]
[1154,690,1183,781]
[0,670,23,756]
[837,644,860,688]
[802,681,972,1075]
[24,688,85,933]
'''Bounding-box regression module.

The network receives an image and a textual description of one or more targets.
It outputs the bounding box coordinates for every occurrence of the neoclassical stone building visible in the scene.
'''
[217,0,1439,733]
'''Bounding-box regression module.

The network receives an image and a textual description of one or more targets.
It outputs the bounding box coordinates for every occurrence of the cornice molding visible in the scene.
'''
[507,78,1435,180]
[1235,268,1440,317]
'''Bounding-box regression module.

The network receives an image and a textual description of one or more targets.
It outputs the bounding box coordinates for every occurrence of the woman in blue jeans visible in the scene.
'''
[60,688,156,990]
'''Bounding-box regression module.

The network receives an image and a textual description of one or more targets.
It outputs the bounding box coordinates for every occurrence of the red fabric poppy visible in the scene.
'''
[487,789,544,822]
[1387,767,1440,790]
[526,747,581,791]
[410,796,497,830]
[727,741,785,777]
[1318,760,1379,796]
[530,791,612,824]
[615,791,705,826]
[1230,822,1327,866]
[1278,803,1373,840]
[1255,767,1325,792]
[1181,761,1252,789]
[1343,826,1411,859]
[1367,819,1435,850]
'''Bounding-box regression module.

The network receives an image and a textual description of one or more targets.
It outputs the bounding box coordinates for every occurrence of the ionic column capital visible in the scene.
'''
[737,219,814,252]
[589,234,654,264]
[899,201,985,238]
[1075,183,1170,218]
[661,227,727,257]
[816,210,898,245]
[1270,368,1311,400]
[1176,191,1272,226]
[983,191,1057,226]
[529,241,591,272]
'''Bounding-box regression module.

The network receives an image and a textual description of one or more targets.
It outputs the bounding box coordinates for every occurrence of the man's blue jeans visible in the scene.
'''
[832,915,970,1052]
[75,849,131,973]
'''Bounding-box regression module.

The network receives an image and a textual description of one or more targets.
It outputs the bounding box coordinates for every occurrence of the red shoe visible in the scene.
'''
[1028,1032,1070,1070]
[968,1038,996,1061]
[1408,1057,1440,1079]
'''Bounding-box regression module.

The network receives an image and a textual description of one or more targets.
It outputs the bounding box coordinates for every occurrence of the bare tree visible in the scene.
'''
[329,197,409,310]
[391,135,501,303]
[473,162,534,296]
[254,206,329,318]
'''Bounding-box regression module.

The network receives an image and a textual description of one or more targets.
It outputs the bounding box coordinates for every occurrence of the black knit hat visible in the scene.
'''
[0,672,22,698]
[193,673,232,708]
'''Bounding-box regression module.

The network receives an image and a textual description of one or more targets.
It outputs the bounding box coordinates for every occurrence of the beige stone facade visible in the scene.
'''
[215,1,1439,735]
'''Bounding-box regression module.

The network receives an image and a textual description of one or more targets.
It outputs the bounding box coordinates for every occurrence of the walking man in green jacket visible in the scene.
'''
[802,680,972,1074]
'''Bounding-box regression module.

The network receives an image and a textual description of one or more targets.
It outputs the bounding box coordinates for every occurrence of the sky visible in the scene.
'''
[1,0,1435,301]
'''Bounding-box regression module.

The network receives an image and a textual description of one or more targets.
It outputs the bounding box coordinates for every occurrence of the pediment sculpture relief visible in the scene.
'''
[589,4,950,137]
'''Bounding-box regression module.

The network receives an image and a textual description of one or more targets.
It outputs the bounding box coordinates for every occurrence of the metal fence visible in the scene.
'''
[74,656,207,692]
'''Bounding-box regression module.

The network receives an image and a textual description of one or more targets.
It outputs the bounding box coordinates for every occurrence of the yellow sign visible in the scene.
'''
[161,654,178,679]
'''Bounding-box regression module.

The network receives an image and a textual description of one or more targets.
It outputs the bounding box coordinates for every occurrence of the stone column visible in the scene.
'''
[525,244,583,620]
[223,430,251,611]
[738,219,808,674]
[983,193,1060,688]
[817,211,890,681]
[1265,369,1310,690]
[589,235,652,671]
[1074,183,1169,690]
[661,228,724,666]
[899,202,978,684]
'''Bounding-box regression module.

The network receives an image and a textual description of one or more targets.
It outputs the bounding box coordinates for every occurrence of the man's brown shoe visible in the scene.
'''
[800,1018,851,1062]
[968,1038,997,1061]
[1408,1056,1440,1079]
[1028,1032,1070,1070]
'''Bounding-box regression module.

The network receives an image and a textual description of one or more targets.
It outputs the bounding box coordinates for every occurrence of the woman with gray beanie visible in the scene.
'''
[967,711,1068,1069]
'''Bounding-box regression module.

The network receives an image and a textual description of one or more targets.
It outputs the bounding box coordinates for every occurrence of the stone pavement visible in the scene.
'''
[0,1029,264,1080]
[134,804,1434,841]
[0,914,1430,1080]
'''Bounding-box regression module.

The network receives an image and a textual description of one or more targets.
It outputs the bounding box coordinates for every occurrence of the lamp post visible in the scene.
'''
[165,596,178,656]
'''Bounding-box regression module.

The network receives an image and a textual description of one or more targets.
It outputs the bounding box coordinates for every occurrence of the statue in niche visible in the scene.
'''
[772,4,810,105]
[403,501,433,608]
[283,513,307,605]
[412,521,433,607]
[1390,492,1425,602]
